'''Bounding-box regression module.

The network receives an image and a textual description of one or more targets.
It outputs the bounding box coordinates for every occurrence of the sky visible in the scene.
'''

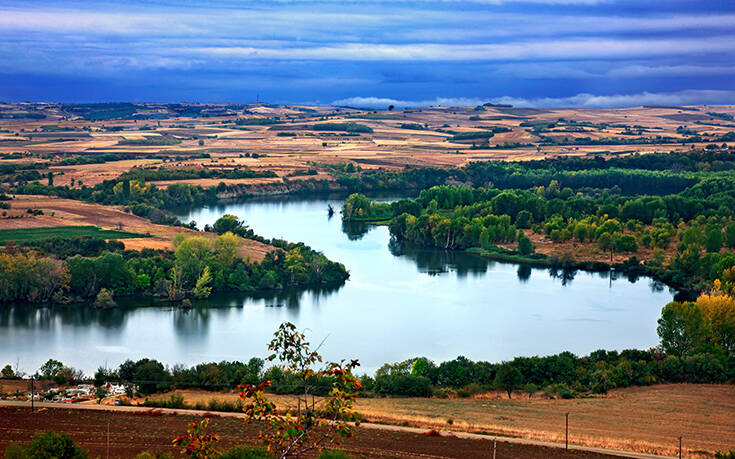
[0,0,734,108]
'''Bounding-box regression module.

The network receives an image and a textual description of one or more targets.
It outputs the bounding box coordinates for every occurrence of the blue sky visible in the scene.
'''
[1,0,734,107]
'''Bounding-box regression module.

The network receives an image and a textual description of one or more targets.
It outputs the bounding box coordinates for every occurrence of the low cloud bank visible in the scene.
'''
[333,90,735,109]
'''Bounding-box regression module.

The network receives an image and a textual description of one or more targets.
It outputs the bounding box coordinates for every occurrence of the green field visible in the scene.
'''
[0,226,149,243]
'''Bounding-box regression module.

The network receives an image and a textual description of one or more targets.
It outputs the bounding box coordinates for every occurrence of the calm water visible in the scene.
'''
[0,194,674,375]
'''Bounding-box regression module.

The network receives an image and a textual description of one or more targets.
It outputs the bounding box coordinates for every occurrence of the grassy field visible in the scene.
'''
[148,384,735,458]
[0,225,149,242]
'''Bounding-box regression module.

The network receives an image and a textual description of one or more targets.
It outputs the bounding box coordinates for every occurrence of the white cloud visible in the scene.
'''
[333,90,735,108]
[607,65,735,78]
[181,37,735,61]
[332,96,491,108]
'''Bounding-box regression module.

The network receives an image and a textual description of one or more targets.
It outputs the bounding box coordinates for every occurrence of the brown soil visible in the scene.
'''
[3,104,733,176]
[0,406,625,458]
[149,384,735,458]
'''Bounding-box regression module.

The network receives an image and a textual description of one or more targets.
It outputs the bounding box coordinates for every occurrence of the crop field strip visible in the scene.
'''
[0,225,150,243]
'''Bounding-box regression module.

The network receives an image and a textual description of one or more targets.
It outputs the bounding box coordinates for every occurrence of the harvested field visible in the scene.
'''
[1,195,273,261]
[0,406,629,458]
[148,384,735,458]
[1,103,733,178]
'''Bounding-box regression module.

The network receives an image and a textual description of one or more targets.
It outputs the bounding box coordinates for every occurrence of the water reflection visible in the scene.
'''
[517,265,532,282]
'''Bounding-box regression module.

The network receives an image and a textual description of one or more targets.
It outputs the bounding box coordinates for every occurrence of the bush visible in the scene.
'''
[144,393,186,409]
[219,446,274,459]
[544,383,576,399]
[316,450,352,459]
[17,431,89,459]
[4,444,26,459]
[374,374,432,397]
[134,452,173,459]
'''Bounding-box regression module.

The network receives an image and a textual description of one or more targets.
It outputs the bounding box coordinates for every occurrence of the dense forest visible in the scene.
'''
[341,150,735,294]
[0,214,348,305]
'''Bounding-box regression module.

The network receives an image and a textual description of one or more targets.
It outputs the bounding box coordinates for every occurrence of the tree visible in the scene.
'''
[517,232,534,255]
[657,301,708,355]
[175,236,213,285]
[214,215,248,236]
[95,385,108,404]
[497,364,523,399]
[193,266,213,299]
[598,232,615,261]
[515,210,533,229]
[615,234,638,253]
[39,359,64,380]
[47,172,54,186]
[725,223,735,249]
[1,364,15,378]
[239,322,360,458]
[342,193,371,220]
[705,225,723,253]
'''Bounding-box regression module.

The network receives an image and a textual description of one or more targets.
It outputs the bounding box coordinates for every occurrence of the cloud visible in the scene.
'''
[183,36,735,61]
[606,65,735,78]
[333,90,735,108]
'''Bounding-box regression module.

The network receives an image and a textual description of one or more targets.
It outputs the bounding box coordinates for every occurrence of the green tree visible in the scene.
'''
[517,232,534,256]
[239,322,360,458]
[39,359,64,380]
[725,223,735,249]
[705,225,723,253]
[22,431,88,459]
[657,301,708,355]
[497,364,523,399]
[342,193,371,220]
[214,215,247,236]
[193,266,213,299]
[515,210,533,229]
[175,236,213,285]
[1,364,15,378]
[615,234,638,253]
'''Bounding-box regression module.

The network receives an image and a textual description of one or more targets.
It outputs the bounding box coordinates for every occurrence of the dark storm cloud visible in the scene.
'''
[0,0,733,106]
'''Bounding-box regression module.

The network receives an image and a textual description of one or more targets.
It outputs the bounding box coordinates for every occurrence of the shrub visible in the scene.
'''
[544,383,576,399]
[219,446,274,459]
[4,444,26,459]
[316,450,352,459]
[94,288,116,309]
[20,431,88,459]
[134,452,173,459]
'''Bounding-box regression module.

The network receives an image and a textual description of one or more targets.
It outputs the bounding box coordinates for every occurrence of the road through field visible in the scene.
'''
[0,401,678,459]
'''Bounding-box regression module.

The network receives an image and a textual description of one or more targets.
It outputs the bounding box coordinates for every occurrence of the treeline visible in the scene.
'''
[117,166,277,182]
[327,153,735,197]
[311,122,373,133]
[13,167,276,226]
[31,347,734,399]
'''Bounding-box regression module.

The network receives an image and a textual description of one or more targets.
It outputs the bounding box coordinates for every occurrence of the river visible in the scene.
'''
[0,193,674,375]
